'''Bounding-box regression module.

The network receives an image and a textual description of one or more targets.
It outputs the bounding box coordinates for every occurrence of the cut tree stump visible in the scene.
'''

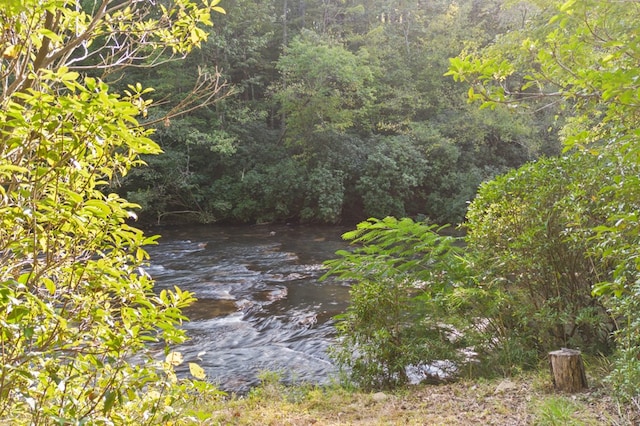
[549,348,588,392]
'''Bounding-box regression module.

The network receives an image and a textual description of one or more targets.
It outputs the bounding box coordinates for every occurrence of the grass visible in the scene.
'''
[174,367,638,425]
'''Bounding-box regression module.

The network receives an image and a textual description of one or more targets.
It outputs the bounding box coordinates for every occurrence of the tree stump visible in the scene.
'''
[549,348,588,392]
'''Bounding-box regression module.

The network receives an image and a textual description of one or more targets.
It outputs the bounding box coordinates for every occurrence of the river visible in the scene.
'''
[144,224,352,393]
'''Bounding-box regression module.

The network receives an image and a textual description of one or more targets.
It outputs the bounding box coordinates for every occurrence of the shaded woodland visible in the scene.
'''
[117,0,562,225]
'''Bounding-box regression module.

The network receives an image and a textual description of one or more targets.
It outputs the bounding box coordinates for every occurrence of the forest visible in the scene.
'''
[1,0,639,423]
[117,0,563,226]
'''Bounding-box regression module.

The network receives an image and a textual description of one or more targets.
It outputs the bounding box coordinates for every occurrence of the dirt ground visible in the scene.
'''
[186,372,639,425]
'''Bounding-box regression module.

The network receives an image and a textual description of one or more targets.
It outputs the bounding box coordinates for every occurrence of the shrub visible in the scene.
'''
[323,217,469,389]
[590,145,640,406]
[0,0,225,422]
[463,153,615,370]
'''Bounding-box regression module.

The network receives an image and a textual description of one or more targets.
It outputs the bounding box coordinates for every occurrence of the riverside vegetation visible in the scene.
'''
[1,0,640,424]
[0,0,227,423]
[117,0,561,226]
[176,368,635,425]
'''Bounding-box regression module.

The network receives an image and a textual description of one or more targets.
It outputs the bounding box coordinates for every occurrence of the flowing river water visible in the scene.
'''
[144,225,352,393]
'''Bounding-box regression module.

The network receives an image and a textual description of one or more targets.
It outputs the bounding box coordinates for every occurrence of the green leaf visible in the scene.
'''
[188,362,207,380]
[559,0,577,12]
[166,351,183,366]
[0,164,28,174]
[42,278,56,295]
[103,391,116,414]
[37,28,63,43]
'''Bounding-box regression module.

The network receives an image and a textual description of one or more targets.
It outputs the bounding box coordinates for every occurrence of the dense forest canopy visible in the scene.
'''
[118,0,564,225]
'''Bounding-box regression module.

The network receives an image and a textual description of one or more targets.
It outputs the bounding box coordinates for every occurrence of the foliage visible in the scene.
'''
[447,0,640,404]
[0,0,226,423]
[113,0,553,226]
[355,136,429,219]
[323,217,470,389]
[301,166,345,224]
[274,29,376,144]
[446,0,640,150]
[125,115,238,224]
[463,154,615,374]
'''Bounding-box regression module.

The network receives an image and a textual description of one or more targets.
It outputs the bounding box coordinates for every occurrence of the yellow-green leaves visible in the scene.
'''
[0,0,226,423]
[209,0,227,15]
[207,0,226,11]
[1,0,225,98]
[2,44,20,60]
[166,351,184,366]
[559,0,577,12]
[448,0,640,151]
[189,362,207,380]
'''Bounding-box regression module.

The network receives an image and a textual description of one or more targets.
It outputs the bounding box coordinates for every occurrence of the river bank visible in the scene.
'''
[176,367,636,425]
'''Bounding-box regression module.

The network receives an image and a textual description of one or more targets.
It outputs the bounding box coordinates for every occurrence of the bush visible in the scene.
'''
[0,1,225,422]
[323,217,470,389]
[463,153,616,369]
[590,146,640,406]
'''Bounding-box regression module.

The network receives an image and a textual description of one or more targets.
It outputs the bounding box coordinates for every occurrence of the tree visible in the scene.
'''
[0,0,225,423]
[446,0,639,149]
[109,0,556,226]
[274,29,375,145]
[447,0,640,403]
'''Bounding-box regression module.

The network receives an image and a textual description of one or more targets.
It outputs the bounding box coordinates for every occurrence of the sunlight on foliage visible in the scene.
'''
[323,217,470,389]
[448,0,640,406]
[0,0,226,423]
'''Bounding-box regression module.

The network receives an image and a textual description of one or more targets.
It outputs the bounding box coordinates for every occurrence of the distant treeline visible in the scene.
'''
[117,0,562,225]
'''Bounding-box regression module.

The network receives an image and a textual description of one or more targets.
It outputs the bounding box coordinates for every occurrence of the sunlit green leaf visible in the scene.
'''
[165,351,184,366]
[188,363,207,380]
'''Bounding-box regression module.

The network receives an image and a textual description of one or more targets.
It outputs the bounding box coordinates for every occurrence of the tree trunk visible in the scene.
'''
[549,348,588,392]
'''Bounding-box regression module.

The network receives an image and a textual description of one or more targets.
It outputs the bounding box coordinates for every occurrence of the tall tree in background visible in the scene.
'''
[274,29,375,144]
[0,0,225,423]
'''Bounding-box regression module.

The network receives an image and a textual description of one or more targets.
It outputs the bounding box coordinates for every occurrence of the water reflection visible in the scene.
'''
[145,225,351,393]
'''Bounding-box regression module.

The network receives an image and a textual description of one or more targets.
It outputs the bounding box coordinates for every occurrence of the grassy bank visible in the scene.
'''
[178,366,637,425]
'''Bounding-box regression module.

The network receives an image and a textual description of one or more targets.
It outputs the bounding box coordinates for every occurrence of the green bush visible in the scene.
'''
[322,153,639,389]
[590,147,640,406]
[463,153,615,369]
[323,217,470,389]
[447,0,640,404]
